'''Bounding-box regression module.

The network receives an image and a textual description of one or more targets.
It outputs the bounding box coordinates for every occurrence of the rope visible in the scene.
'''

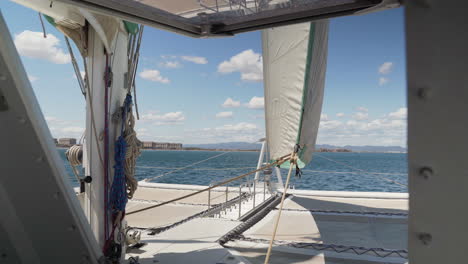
[143,152,230,182]
[314,153,407,187]
[264,151,297,264]
[65,145,83,182]
[122,95,141,199]
[127,154,292,216]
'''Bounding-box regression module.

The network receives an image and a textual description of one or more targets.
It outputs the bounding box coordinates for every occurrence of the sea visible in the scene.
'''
[59,149,408,193]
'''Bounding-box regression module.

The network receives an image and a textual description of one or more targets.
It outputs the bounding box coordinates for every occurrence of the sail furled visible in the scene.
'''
[262,21,329,168]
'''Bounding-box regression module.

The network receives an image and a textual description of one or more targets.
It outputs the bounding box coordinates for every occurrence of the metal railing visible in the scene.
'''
[205,166,274,220]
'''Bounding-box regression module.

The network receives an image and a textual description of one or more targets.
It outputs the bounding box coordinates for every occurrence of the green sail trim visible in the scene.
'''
[124,21,139,35]
[43,14,56,27]
[292,23,316,169]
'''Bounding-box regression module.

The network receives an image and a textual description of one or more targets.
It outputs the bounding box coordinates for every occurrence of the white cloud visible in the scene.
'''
[160,61,181,68]
[216,111,233,118]
[139,69,170,84]
[320,114,329,121]
[356,106,368,112]
[379,77,389,86]
[215,122,257,132]
[316,107,407,147]
[222,98,241,108]
[181,56,208,64]
[352,112,369,120]
[14,31,70,64]
[218,49,263,82]
[336,113,345,117]
[379,62,393,75]
[61,126,85,134]
[28,75,38,82]
[388,107,407,119]
[245,96,264,109]
[141,111,185,123]
[186,122,264,143]
[45,116,84,138]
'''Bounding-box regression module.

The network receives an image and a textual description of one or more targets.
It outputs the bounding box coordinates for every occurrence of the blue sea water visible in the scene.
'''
[59,149,408,193]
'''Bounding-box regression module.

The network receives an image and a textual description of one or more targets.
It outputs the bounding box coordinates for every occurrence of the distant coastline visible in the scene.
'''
[54,138,406,153]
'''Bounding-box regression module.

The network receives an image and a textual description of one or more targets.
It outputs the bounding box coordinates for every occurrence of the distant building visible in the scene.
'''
[58,138,76,146]
[142,141,154,149]
[153,142,183,150]
[53,138,58,144]
[141,141,183,150]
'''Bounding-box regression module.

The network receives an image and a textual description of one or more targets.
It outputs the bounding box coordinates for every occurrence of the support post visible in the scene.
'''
[238,185,242,219]
[254,140,266,181]
[208,187,211,209]
[83,23,129,248]
[405,1,468,263]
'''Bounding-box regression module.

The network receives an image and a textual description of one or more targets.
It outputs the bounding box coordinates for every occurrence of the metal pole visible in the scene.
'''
[263,174,266,201]
[238,184,242,219]
[208,186,211,210]
[253,178,256,207]
[225,186,228,203]
[254,141,266,181]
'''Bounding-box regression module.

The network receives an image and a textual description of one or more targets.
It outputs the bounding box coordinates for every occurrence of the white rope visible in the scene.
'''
[65,145,83,182]
[264,151,297,264]
[143,152,230,182]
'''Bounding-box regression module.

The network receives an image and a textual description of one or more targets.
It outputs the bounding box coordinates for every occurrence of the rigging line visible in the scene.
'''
[127,154,291,215]
[143,152,230,182]
[314,153,407,187]
[38,13,47,38]
[302,169,407,176]
[136,165,257,170]
[264,151,297,264]
[65,37,86,96]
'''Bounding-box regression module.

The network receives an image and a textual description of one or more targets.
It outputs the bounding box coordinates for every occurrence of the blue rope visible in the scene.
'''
[110,94,132,213]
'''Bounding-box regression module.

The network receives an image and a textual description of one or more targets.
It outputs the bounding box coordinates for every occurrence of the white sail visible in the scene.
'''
[262,21,329,168]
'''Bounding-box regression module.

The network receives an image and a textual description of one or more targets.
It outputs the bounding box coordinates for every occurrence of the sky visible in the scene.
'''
[0,2,407,147]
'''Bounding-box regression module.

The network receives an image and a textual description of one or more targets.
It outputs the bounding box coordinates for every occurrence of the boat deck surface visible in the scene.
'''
[125,183,408,264]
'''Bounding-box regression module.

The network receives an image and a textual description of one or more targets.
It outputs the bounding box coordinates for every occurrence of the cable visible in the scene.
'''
[137,165,256,171]
[314,153,407,187]
[143,152,230,182]
[127,154,291,215]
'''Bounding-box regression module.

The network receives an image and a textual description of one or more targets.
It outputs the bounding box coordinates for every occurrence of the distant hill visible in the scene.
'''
[185,142,406,153]
[316,144,407,153]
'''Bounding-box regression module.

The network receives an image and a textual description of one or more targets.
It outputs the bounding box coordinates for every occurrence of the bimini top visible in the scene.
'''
[55,0,397,37]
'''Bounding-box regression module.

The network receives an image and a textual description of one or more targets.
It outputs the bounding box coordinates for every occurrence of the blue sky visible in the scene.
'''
[1,2,407,146]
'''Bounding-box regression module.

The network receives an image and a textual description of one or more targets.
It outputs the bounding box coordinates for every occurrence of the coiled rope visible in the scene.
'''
[122,95,141,199]
[126,153,292,216]
[110,94,141,213]
[65,145,83,182]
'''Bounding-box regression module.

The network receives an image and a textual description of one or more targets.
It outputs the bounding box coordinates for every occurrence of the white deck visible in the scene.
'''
[125,183,408,264]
